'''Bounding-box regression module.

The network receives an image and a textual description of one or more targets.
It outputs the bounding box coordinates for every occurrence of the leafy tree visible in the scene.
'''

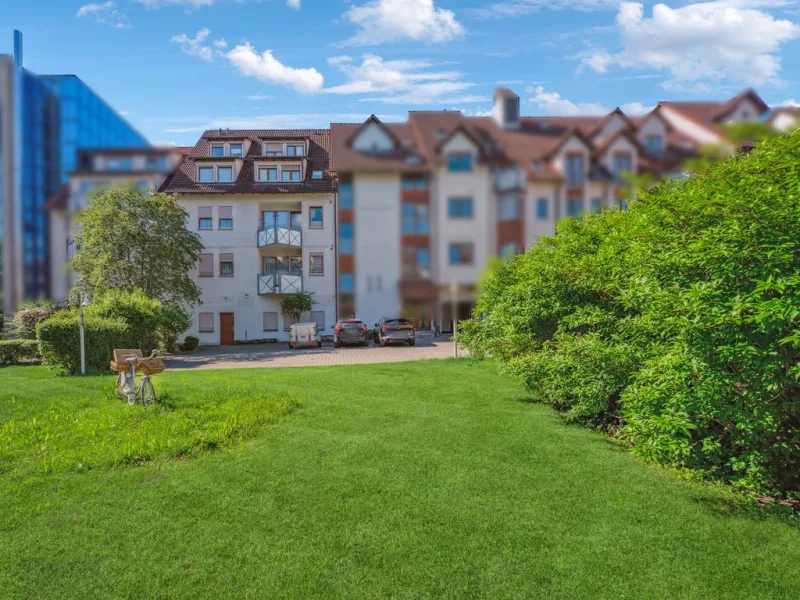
[280,291,316,325]
[71,188,204,308]
[461,131,800,498]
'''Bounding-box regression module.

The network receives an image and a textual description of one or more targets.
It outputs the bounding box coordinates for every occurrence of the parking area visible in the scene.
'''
[163,333,457,370]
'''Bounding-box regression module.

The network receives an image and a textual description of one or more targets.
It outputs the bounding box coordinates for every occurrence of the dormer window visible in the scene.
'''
[287,143,305,157]
[211,145,224,157]
[264,142,283,156]
[447,153,473,173]
[644,135,664,152]
[311,170,323,180]
[218,167,234,183]
[230,143,243,157]
[282,167,301,182]
[198,167,214,183]
[532,160,544,173]
[258,167,279,182]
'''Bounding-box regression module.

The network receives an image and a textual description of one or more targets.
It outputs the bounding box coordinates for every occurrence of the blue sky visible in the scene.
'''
[3,0,799,145]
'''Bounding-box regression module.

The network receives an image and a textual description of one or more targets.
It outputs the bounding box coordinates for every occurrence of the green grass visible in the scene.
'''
[1,361,799,599]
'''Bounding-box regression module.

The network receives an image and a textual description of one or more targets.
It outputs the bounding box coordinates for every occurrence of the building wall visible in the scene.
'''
[353,174,402,328]
[351,123,395,153]
[660,106,721,145]
[525,183,558,246]
[771,112,798,132]
[723,98,761,123]
[553,135,593,218]
[177,193,336,344]
[636,115,668,147]
[49,209,69,302]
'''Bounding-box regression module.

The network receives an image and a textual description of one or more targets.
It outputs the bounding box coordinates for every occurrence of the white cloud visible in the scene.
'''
[324,53,485,105]
[171,28,216,61]
[245,94,275,101]
[225,43,324,94]
[286,0,301,8]
[620,102,653,115]
[341,0,466,46]
[470,0,621,19]
[153,140,178,146]
[77,2,131,29]
[213,39,228,48]
[529,86,610,115]
[581,1,800,88]
[780,99,800,106]
[135,0,217,7]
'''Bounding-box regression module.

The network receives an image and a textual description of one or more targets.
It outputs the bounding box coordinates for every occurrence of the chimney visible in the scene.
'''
[493,88,520,130]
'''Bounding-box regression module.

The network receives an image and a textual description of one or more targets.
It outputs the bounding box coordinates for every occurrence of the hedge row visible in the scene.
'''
[36,313,130,374]
[0,340,41,365]
[460,131,800,498]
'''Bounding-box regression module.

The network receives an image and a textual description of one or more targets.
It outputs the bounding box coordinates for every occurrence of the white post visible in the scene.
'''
[79,298,86,375]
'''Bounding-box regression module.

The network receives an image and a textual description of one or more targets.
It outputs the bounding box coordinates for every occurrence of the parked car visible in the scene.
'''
[289,322,322,349]
[374,317,416,347]
[334,319,370,348]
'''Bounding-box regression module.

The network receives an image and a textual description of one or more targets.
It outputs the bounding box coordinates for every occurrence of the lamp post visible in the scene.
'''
[450,281,458,359]
[79,294,90,375]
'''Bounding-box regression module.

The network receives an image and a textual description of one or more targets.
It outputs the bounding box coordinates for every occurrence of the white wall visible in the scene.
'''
[723,98,761,123]
[525,183,557,246]
[352,123,395,153]
[353,174,402,327]
[594,113,627,142]
[178,193,336,344]
[660,106,722,146]
[772,111,798,132]
[435,132,493,286]
[49,210,69,302]
[636,115,668,147]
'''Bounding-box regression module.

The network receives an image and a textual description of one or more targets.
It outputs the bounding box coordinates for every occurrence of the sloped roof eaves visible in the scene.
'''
[330,123,430,174]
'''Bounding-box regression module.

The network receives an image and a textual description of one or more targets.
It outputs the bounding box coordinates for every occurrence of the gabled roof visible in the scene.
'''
[345,114,402,150]
[592,127,643,158]
[589,107,637,138]
[160,129,336,195]
[713,89,769,121]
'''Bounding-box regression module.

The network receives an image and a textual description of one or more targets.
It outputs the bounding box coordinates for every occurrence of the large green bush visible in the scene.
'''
[461,131,800,498]
[0,340,40,365]
[37,313,129,374]
[10,304,55,339]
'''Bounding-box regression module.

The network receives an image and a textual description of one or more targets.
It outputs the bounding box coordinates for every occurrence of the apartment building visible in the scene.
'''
[45,146,188,302]
[329,87,778,332]
[160,129,337,345]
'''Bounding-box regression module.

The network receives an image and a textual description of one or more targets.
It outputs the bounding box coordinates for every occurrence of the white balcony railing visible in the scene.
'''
[257,225,302,248]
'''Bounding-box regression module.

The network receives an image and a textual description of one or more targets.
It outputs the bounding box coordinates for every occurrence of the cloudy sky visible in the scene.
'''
[3,0,799,145]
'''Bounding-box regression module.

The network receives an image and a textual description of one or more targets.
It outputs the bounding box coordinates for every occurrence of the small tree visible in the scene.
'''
[280,291,316,325]
[71,188,204,308]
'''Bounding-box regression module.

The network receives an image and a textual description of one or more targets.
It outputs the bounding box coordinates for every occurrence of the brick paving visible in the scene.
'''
[163,334,459,370]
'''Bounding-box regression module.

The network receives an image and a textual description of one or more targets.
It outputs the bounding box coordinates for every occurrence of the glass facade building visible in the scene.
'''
[1,31,148,315]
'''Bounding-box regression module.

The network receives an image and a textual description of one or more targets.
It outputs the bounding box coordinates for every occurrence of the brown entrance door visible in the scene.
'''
[220,313,235,345]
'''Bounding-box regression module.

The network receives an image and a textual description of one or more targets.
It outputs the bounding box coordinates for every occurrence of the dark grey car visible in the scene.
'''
[374,317,416,347]
[334,319,370,348]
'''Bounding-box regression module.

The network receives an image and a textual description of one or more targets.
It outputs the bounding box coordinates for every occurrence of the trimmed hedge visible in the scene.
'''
[0,340,41,365]
[37,313,129,374]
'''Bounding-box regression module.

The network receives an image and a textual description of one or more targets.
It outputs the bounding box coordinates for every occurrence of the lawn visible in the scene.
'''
[1,361,799,599]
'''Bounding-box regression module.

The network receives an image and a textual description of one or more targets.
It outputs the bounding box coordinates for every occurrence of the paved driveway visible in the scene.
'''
[163,334,458,370]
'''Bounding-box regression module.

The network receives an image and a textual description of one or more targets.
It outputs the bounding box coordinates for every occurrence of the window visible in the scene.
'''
[340,273,354,293]
[590,198,603,213]
[284,313,299,331]
[613,153,631,183]
[229,143,243,157]
[500,242,520,259]
[339,222,354,255]
[402,176,429,190]
[198,207,213,230]
[309,253,324,276]
[311,170,323,180]
[449,243,474,265]
[263,312,278,332]
[287,144,304,157]
[210,145,224,157]
[198,167,214,183]
[218,206,233,229]
[258,167,278,182]
[447,153,473,172]
[402,203,429,234]
[309,206,323,229]
[498,195,520,221]
[566,197,583,217]
[147,156,168,171]
[565,154,584,186]
[448,197,473,219]
[282,167,301,182]
[536,198,548,220]
[644,135,664,152]
[339,182,353,208]
[199,313,214,333]
[106,158,133,171]
[219,253,234,277]
[416,247,430,270]
[217,167,233,183]
[311,311,325,331]
[264,142,283,156]
[198,253,214,277]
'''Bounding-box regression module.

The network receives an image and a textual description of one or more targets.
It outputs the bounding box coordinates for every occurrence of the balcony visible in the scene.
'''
[257,225,302,249]
[257,272,303,295]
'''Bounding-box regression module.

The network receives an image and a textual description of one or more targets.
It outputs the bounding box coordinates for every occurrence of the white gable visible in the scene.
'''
[637,114,667,144]
[594,113,628,141]
[352,123,395,153]
[723,97,761,123]
[441,131,479,155]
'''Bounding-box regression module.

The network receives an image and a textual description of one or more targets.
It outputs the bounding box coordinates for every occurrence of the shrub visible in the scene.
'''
[37,313,129,374]
[179,335,199,352]
[461,131,800,498]
[10,304,54,340]
[0,340,40,365]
